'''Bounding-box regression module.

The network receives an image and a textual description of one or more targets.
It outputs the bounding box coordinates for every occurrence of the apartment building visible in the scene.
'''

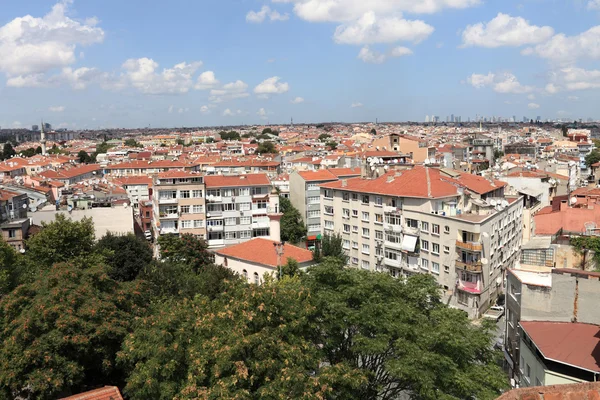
[152,171,206,238]
[204,174,278,248]
[320,166,523,318]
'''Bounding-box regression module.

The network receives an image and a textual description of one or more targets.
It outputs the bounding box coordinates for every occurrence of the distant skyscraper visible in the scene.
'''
[450,114,455,123]
[44,122,52,131]
[523,116,528,123]
[425,115,430,123]
[536,116,541,122]
[32,125,39,131]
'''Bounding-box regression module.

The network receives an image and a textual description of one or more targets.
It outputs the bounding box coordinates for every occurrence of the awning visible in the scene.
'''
[401,235,418,252]
[517,187,544,198]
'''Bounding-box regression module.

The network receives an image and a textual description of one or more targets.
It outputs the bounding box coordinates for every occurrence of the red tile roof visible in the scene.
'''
[38,164,101,180]
[297,170,337,182]
[496,381,600,400]
[521,321,600,372]
[204,173,270,188]
[328,167,362,178]
[157,170,203,179]
[216,238,313,268]
[59,386,123,400]
[113,176,153,186]
[534,207,600,235]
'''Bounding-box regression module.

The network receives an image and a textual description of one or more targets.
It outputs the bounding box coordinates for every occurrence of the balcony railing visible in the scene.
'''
[207,225,224,232]
[206,195,222,202]
[404,226,420,236]
[384,223,402,233]
[455,259,483,273]
[457,279,482,294]
[159,212,179,219]
[158,197,178,204]
[456,240,483,252]
[384,205,402,214]
[384,258,401,268]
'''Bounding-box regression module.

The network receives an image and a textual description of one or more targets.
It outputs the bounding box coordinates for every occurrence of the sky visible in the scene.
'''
[1,0,600,129]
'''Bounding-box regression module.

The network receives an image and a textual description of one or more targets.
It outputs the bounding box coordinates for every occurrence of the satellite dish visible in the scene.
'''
[424,159,430,165]
[490,199,497,206]
[481,258,488,265]
[482,232,489,238]
[367,157,373,163]
[156,179,161,185]
[496,277,502,285]
[22,203,27,209]
[502,200,509,207]
[379,158,384,164]
[123,203,128,208]
[384,165,389,171]
[570,197,577,205]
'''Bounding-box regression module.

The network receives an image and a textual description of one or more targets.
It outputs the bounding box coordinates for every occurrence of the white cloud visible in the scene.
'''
[223,108,235,117]
[466,72,534,93]
[333,12,433,45]
[351,102,363,108]
[567,95,579,101]
[200,105,211,114]
[390,46,413,57]
[545,83,559,94]
[357,46,386,63]
[589,0,600,9]
[291,96,305,104]
[527,94,535,100]
[49,106,65,112]
[194,71,219,90]
[522,26,600,64]
[121,58,202,95]
[6,66,113,90]
[275,0,481,22]
[528,102,540,109]
[12,121,22,128]
[210,80,250,103]
[246,6,289,23]
[178,107,189,114]
[257,108,269,120]
[168,105,174,113]
[461,13,554,48]
[557,67,600,90]
[0,1,104,77]
[254,76,290,95]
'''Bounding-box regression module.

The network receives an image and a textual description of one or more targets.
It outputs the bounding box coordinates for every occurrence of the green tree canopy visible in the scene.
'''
[157,233,213,273]
[261,127,272,135]
[279,196,306,244]
[570,236,600,270]
[124,138,142,148]
[95,233,153,282]
[219,131,241,141]
[35,146,42,154]
[2,143,15,160]
[77,150,92,164]
[318,133,332,142]
[21,148,36,157]
[95,141,112,154]
[315,233,347,263]
[585,149,600,168]
[326,140,338,150]
[302,259,508,400]
[0,240,19,296]
[257,141,277,154]
[0,263,147,399]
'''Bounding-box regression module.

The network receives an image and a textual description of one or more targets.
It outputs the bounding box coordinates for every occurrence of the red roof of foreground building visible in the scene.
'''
[496,381,600,400]
[534,207,600,235]
[215,238,313,268]
[328,167,362,178]
[204,173,270,188]
[297,170,338,182]
[59,386,123,400]
[520,321,600,373]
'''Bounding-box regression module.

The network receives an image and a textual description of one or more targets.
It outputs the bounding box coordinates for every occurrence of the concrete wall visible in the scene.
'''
[519,335,546,387]
[32,206,134,238]
[289,172,307,226]
[553,244,586,270]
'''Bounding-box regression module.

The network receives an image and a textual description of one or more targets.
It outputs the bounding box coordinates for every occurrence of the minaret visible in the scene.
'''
[40,120,47,155]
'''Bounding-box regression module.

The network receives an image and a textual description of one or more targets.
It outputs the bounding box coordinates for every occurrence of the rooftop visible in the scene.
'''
[59,386,124,400]
[509,268,552,287]
[215,238,314,268]
[204,173,270,188]
[496,381,600,400]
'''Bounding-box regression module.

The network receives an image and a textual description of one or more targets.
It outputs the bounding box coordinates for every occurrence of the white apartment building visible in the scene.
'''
[204,174,279,248]
[320,166,523,318]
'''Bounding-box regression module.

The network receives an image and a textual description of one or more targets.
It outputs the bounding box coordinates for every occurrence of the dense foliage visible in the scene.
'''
[0,216,508,399]
[279,196,306,244]
[257,141,278,154]
[585,149,600,168]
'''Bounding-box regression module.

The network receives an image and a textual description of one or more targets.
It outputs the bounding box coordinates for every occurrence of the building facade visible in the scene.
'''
[320,166,523,318]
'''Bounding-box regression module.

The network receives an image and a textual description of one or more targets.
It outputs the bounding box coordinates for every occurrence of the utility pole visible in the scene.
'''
[273,242,284,279]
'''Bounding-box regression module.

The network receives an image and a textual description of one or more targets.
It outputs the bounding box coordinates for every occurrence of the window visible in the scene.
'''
[361,260,370,270]
[343,224,351,233]
[308,210,320,218]
[385,249,400,260]
[343,192,350,201]
[180,205,190,214]
[181,220,192,229]
[421,259,429,270]
[458,291,469,305]
[324,205,334,215]
[444,225,450,234]
[375,246,383,256]
[307,183,319,190]
[342,239,351,250]
[243,269,248,280]
[443,245,450,253]
[324,189,333,199]
[361,212,369,222]
[352,193,358,201]
[225,232,237,240]
[385,214,401,225]
[375,196,383,206]
[238,188,250,196]
[444,265,450,273]
[406,218,418,228]
[375,230,383,240]
[352,209,359,217]
[240,216,251,225]
[351,257,359,265]
[385,232,402,244]
[254,272,260,285]
[432,224,440,235]
[223,203,236,211]
[343,208,350,218]
[239,202,251,211]
[432,262,440,274]
[352,241,359,249]
[192,205,204,214]
[352,225,358,233]
[225,217,237,226]
[422,222,429,232]
[240,230,252,239]
[192,190,203,198]
[193,220,204,228]
[324,220,334,230]
[362,228,370,237]
[180,190,190,199]
[362,195,369,204]
[308,224,321,231]
[308,196,320,204]
[223,188,235,197]
[432,243,440,255]
[375,214,383,224]
[526,364,531,380]
[421,240,429,251]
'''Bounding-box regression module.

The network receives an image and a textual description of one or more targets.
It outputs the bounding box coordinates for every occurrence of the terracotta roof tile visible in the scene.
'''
[215,238,313,268]
[59,386,123,400]
[297,170,337,182]
[204,173,270,188]
[496,381,600,400]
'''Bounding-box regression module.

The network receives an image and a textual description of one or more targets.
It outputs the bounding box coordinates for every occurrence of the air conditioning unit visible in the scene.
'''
[377,255,384,262]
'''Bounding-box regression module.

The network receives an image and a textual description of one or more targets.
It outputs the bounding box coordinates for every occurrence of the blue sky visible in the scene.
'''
[0,0,599,129]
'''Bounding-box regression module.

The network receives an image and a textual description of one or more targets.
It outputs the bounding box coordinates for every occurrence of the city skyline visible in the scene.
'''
[1,0,600,129]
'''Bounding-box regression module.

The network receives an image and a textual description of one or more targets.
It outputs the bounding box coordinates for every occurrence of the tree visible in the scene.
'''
[570,236,600,271]
[77,150,92,164]
[35,146,42,154]
[585,149,600,168]
[95,233,153,282]
[302,259,508,400]
[257,141,278,154]
[326,140,338,150]
[262,127,272,135]
[317,233,347,264]
[318,133,332,142]
[493,150,504,163]
[219,131,241,141]
[2,143,15,160]
[280,257,301,278]
[24,214,95,273]
[0,263,147,399]
[370,128,376,135]
[49,144,65,155]
[279,196,306,244]
[95,141,112,154]
[562,125,569,137]
[176,138,185,146]
[119,279,355,400]
[0,239,19,296]
[124,138,142,148]
[157,233,213,273]
[21,148,36,157]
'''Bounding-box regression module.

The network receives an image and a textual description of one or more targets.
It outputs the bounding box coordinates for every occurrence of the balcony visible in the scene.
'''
[206,195,222,202]
[252,219,270,229]
[456,240,483,252]
[252,208,268,216]
[404,226,420,236]
[159,227,179,235]
[384,205,402,214]
[457,279,482,294]
[384,223,402,233]
[252,192,269,199]
[206,210,223,218]
[455,259,483,273]
[207,225,224,232]
[158,197,178,205]
[208,239,225,247]
[384,240,403,251]
[384,258,401,268]
[159,212,179,219]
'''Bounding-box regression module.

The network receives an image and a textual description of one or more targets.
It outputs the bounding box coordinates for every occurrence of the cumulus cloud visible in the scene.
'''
[333,12,433,45]
[257,108,269,120]
[545,83,559,94]
[357,46,386,63]
[466,72,534,94]
[528,102,540,109]
[222,108,235,117]
[246,6,289,23]
[557,67,600,90]
[209,80,250,103]
[567,95,579,101]
[522,26,600,64]
[254,76,289,96]
[49,106,65,112]
[390,46,413,57]
[6,66,112,90]
[291,97,305,104]
[461,13,553,48]
[0,1,104,77]
[527,94,536,100]
[168,105,174,113]
[351,102,363,108]
[120,58,202,95]
[194,71,219,90]
[589,0,600,9]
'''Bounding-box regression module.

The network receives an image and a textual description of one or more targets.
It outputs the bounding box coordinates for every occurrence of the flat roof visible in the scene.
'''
[522,237,552,250]
[510,268,552,287]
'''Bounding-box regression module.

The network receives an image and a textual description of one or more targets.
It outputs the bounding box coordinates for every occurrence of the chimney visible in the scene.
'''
[386,176,394,183]
[341,179,347,187]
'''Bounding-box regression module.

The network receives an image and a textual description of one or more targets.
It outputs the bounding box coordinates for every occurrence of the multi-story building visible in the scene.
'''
[152,171,206,239]
[114,176,153,211]
[204,174,278,248]
[320,166,523,318]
